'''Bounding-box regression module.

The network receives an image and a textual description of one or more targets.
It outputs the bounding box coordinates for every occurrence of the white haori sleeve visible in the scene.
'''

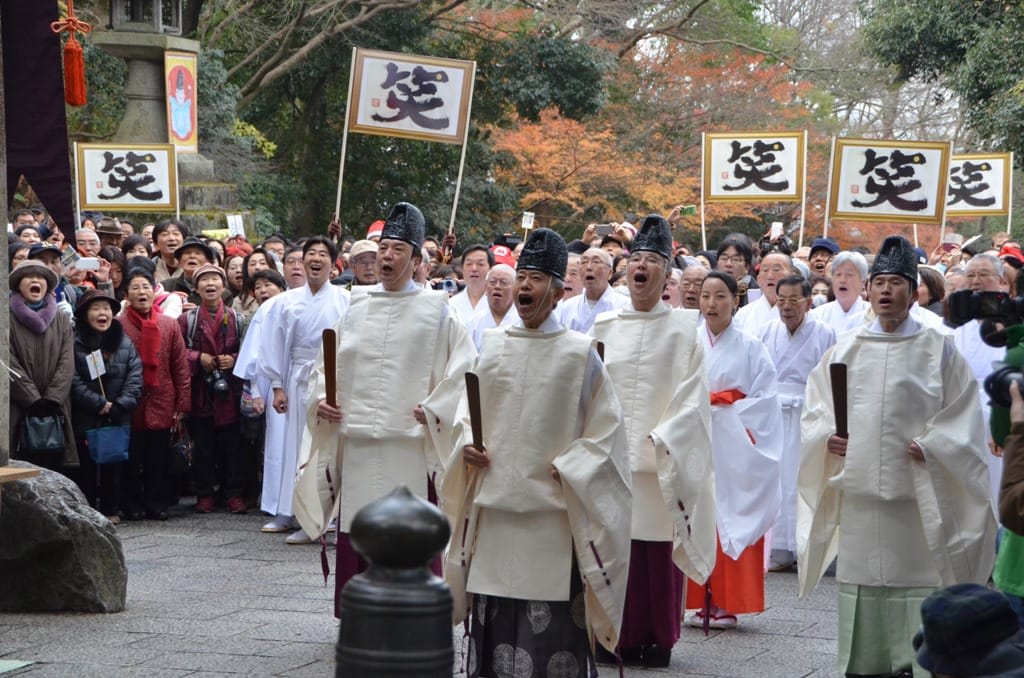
[909,343,997,586]
[796,347,844,598]
[552,350,632,654]
[233,297,276,381]
[418,309,477,478]
[649,335,717,585]
[255,289,297,390]
[291,323,344,540]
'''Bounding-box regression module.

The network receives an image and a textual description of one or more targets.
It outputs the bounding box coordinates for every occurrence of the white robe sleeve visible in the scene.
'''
[553,354,632,654]
[911,347,997,586]
[796,347,844,598]
[419,311,477,480]
[649,334,717,584]
[256,295,291,390]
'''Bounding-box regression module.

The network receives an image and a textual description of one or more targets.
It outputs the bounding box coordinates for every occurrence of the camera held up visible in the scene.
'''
[947,289,1024,409]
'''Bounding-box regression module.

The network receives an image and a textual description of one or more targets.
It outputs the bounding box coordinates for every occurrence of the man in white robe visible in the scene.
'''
[952,252,1008,515]
[798,235,997,677]
[758,275,835,572]
[448,244,492,324]
[443,228,631,678]
[465,264,519,350]
[556,247,628,332]
[298,203,475,616]
[256,237,350,542]
[590,215,715,667]
[732,252,793,335]
[810,251,870,335]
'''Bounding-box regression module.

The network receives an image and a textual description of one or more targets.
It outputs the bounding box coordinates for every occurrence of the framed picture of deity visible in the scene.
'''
[164,51,199,154]
[946,152,1013,216]
[703,131,806,203]
[346,48,476,145]
[75,143,178,212]
[829,138,951,225]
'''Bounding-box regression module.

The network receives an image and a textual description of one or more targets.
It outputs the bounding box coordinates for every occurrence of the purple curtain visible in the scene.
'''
[2,0,76,244]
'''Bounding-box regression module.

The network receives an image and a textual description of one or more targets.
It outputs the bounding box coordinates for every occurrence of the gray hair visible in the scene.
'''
[832,251,868,280]
[967,252,1005,279]
[792,258,810,278]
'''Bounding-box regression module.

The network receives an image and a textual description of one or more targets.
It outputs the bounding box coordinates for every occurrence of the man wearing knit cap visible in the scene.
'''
[443,227,631,677]
[591,215,716,667]
[799,234,998,676]
[299,202,475,616]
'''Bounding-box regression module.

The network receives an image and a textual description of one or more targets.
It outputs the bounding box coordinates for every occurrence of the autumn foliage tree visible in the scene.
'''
[489,41,837,247]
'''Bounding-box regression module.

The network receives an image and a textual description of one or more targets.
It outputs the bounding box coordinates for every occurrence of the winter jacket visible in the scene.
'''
[9,296,77,465]
[70,320,143,435]
[121,312,191,431]
[178,304,244,426]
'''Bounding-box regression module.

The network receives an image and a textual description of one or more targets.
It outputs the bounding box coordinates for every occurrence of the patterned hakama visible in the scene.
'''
[467,567,591,678]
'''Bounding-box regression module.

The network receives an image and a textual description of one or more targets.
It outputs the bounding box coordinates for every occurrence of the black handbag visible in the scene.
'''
[168,425,193,475]
[18,401,66,455]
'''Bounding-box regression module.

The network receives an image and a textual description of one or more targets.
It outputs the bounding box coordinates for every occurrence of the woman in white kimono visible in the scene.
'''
[686,271,783,629]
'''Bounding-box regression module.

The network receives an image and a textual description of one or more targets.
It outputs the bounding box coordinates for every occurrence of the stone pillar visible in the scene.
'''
[90,32,200,146]
[1,2,9,470]
[336,485,453,677]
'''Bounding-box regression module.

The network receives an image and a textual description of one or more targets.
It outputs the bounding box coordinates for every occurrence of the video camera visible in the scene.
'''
[947,289,1024,330]
[757,234,794,258]
[947,289,1024,408]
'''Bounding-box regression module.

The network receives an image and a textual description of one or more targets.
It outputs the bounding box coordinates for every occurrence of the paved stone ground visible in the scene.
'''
[0,505,839,677]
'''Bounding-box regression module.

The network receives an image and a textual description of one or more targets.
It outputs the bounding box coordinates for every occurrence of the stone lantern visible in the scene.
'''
[91,0,198,152]
[110,0,182,35]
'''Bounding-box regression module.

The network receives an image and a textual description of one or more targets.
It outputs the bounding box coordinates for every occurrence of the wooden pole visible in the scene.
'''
[334,47,358,227]
[798,130,808,249]
[700,132,707,251]
[823,136,836,239]
[446,63,478,237]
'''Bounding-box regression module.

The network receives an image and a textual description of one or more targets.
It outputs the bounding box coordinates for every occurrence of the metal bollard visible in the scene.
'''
[336,484,452,677]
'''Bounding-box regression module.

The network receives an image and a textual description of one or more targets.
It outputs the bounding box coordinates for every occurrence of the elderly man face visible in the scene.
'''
[485,266,515,316]
[351,251,378,285]
[680,265,708,309]
[76,229,101,256]
[965,256,1007,293]
[563,256,582,299]
[757,252,793,304]
[579,248,613,299]
[662,268,683,308]
[832,261,865,307]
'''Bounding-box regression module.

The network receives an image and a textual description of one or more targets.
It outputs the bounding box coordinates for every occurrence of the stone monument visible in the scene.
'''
[90,0,246,233]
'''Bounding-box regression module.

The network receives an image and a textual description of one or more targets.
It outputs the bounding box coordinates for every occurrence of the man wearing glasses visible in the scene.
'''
[557,247,628,332]
[466,264,518,350]
[591,215,716,668]
[757,275,835,573]
[733,251,795,335]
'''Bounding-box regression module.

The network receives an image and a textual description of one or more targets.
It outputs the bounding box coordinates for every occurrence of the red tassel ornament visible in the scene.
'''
[51,0,92,107]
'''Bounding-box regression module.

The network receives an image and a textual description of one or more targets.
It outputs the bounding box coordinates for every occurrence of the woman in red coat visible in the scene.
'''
[120,267,190,520]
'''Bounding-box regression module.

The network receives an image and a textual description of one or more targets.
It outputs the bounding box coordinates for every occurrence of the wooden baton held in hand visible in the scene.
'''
[465,372,484,450]
[323,329,337,408]
[830,362,848,439]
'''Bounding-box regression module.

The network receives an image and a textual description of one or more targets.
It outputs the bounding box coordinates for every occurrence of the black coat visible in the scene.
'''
[70,320,143,435]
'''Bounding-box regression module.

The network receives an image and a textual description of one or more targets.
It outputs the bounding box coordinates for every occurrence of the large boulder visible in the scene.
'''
[0,460,126,612]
